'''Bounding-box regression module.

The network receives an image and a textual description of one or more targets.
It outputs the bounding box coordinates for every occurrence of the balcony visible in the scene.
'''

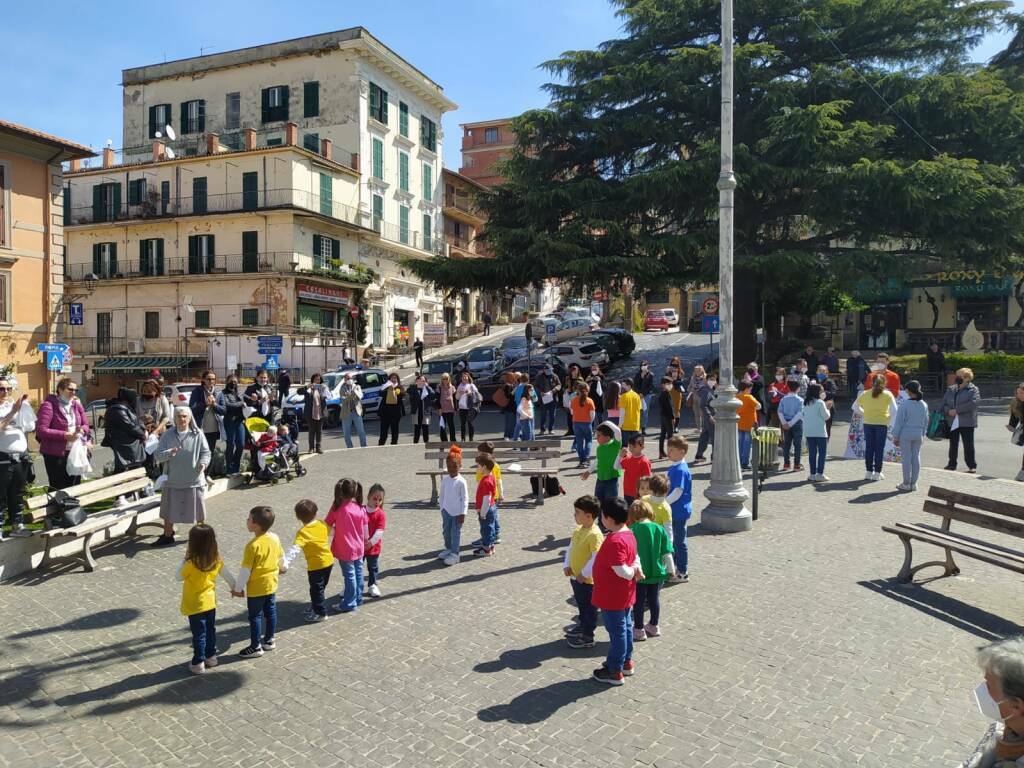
[66,252,299,282]
[443,190,483,220]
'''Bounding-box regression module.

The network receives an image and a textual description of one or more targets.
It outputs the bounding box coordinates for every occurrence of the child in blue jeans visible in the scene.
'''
[664,436,692,582]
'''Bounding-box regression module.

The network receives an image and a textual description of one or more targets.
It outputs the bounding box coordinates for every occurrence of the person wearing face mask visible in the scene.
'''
[219,374,247,472]
[36,377,90,491]
[244,369,276,423]
[336,372,366,449]
[102,388,147,475]
[767,367,787,427]
[563,364,583,438]
[377,373,405,446]
[0,378,36,539]
[586,366,605,427]
[845,350,866,401]
[408,375,433,444]
[863,352,901,398]
[815,365,837,437]
[745,363,764,415]
[790,359,810,399]
[301,373,330,455]
[963,636,1024,766]
[189,370,225,453]
[941,367,981,473]
[533,365,561,436]
[633,360,655,436]
[151,407,211,547]
[685,366,706,433]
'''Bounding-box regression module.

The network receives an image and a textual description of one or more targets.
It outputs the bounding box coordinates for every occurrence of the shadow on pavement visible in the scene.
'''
[474,638,602,673]
[7,607,142,640]
[522,535,569,552]
[374,556,562,604]
[58,668,247,717]
[859,578,1021,642]
[477,679,607,724]
[849,490,903,504]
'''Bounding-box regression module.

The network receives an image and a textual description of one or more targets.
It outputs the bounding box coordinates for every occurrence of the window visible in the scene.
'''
[139,238,164,276]
[128,178,146,206]
[63,183,70,225]
[646,290,669,304]
[369,82,388,124]
[484,127,499,143]
[0,271,8,323]
[261,85,289,123]
[303,132,320,153]
[92,242,118,278]
[313,234,340,270]
[188,234,215,274]
[145,311,160,339]
[242,172,258,211]
[399,205,410,245]
[225,92,240,130]
[160,181,170,214]
[420,116,437,152]
[422,213,433,252]
[97,313,112,353]
[92,182,121,223]
[241,308,259,327]
[398,152,410,192]
[304,81,319,118]
[372,194,383,233]
[194,310,211,329]
[192,177,208,214]
[242,230,259,273]
[371,138,384,179]
[265,137,282,147]
[319,172,332,216]
[399,102,409,137]
[180,100,205,134]
[422,163,433,201]
[148,104,171,139]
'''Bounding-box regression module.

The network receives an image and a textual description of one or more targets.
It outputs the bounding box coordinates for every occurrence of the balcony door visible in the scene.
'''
[97,312,112,355]
[242,172,258,211]
[242,231,259,273]
[188,235,215,274]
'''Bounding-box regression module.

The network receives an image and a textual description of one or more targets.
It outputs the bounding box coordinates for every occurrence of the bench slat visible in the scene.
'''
[899,522,1024,564]
[26,468,149,509]
[883,523,1024,575]
[415,468,559,477]
[927,486,1024,522]
[27,478,153,523]
[41,499,159,538]
[921,500,1024,540]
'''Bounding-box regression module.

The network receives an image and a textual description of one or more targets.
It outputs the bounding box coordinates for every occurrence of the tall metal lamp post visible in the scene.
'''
[701,0,752,533]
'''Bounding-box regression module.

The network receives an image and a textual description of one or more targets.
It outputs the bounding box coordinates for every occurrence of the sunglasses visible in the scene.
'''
[0,387,8,392]
[66,388,78,393]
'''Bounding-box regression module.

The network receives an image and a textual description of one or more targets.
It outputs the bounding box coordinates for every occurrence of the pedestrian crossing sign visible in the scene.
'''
[47,352,63,371]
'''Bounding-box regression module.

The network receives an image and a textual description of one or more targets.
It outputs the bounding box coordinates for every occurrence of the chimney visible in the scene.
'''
[102,147,115,168]
[243,128,257,151]
[285,122,298,147]
[69,158,82,172]
[206,133,220,154]
[320,138,332,162]
[152,140,165,162]
[350,152,360,173]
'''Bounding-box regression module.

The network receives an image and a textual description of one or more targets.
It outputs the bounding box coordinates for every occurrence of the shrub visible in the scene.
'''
[896,352,1024,378]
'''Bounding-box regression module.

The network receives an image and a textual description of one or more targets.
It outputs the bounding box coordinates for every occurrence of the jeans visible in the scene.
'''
[478,502,497,548]
[458,409,476,442]
[307,566,332,616]
[187,608,217,665]
[782,422,803,466]
[42,452,78,491]
[516,418,535,442]
[948,427,977,470]
[224,420,246,473]
[540,401,557,433]
[806,436,827,476]
[439,412,456,442]
[640,395,653,433]
[342,412,367,448]
[442,510,463,555]
[365,554,380,586]
[0,457,26,528]
[413,423,430,444]
[246,593,277,650]
[901,436,922,486]
[338,558,364,611]
[503,410,516,440]
[602,608,633,673]
[863,423,887,473]
[633,582,661,628]
[573,422,593,463]
[306,418,323,453]
[570,579,598,639]
[672,516,689,574]
[738,429,752,468]
[595,477,618,501]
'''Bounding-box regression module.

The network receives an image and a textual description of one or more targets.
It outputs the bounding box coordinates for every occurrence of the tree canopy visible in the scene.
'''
[409,0,1024,318]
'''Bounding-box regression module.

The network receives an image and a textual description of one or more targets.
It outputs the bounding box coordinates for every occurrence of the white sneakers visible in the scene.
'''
[368,584,381,598]
[864,471,885,481]
[808,474,830,483]
[443,554,459,566]
[437,550,450,560]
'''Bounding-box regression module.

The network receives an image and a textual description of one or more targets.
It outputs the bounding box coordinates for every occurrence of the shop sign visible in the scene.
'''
[424,322,446,347]
[297,282,350,306]
[950,277,1013,297]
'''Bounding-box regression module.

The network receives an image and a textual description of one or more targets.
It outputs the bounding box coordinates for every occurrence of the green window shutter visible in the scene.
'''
[422,164,432,200]
[92,185,103,222]
[242,230,258,272]
[303,133,320,152]
[205,235,215,272]
[422,213,432,251]
[399,102,409,137]
[195,310,210,329]
[399,153,409,192]
[149,106,158,139]
[280,85,290,121]
[399,205,409,244]
[180,102,189,133]
[304,81,319,118]
[261,88,271,123]
[63,184,71,224]
[372,194,383,232]
[92,243,101,275]
[188,235,199,274]
[331,238,340,262]
[139,239,149,275]
[109,242,117,276]
[372,138,383,179]
[197,99,206,133]
[128,179,143,206]
[193,177,207,214]
[156,239,165,275]
[242,172,258,210]
[319,172,332,215]
[313,234,323,269]
[111,184,121,218]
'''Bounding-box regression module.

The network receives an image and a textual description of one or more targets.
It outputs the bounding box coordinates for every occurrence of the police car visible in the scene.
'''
[284,367,388,425]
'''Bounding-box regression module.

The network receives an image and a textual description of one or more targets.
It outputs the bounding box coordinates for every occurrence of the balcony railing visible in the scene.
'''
[445,233,474,252]
[66,252,301,282]
[444,191,478,215]
[65,336,130,356]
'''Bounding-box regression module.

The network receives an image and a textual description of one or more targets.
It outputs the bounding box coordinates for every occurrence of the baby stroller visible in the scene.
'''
[244,417,306,484]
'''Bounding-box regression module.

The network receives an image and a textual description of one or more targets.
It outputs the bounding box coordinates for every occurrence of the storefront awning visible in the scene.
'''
[92,357,204,373]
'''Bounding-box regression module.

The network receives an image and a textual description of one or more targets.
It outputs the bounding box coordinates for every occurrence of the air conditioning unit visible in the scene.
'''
[126,339,145,354]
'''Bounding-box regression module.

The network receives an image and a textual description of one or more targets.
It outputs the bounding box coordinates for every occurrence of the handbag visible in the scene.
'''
[927,411,949,441]
[492,386,509,409]
[19,454,35,485]
[1012,423,1024,447]
[45,489,86,529]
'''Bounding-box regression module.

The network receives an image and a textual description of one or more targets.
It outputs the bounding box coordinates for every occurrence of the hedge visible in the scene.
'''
[897,352,1024,378]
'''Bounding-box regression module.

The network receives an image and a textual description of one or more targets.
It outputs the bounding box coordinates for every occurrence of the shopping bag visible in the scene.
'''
[66,440,93,477]
[927,411,949,441]
[1012,424,1024,447]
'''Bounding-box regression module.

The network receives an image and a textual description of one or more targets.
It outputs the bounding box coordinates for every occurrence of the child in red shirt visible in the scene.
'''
[614,434,653,505]
[591,498,643,685]
[364,483,386,598]
[474,454,498,556]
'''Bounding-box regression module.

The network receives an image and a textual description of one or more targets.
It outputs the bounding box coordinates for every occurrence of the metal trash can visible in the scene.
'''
[753,427,781,472]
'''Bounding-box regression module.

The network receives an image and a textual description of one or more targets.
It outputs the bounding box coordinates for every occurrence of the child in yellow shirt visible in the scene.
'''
[178,523,236,675]
[281,499,334,623]
[232,505,284,658]
[474,441,504,546]
[639,474,675,567]
[563,494,605,649]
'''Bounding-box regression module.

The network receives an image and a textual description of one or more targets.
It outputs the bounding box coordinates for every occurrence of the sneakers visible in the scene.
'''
[622,660,635,677]
[782,463,791,471]
[494,536,502,545]
[261,639,276,651]
[633,628,647,642]
[150,535,175,547]
[204,655,218,668]
[303,610,326,623]
[875,472,884,481]
[443,553,460,566]
[818,474,830,482]
[470,539,483,547]
[566,635,596,649]
[864,471,873,481]
[472,546,494,557]
[967,468,977,474]
[238,646,264,658]
[437,549,450,560]
[644,623,660,638]
[368,584,381,598]
[896,483,912,492]
[188,662,205,675]
[9,524,31,538]
[592,667,624,686]
[808,474,820,483]
[794,465,804,471]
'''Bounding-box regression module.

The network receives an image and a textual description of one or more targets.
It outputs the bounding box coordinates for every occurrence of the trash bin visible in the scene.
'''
[753,427,781,472]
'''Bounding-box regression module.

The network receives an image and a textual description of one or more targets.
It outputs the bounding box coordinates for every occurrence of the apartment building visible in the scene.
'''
[441,168,488,330]
[459,118,515,189]
[0,121,92,401]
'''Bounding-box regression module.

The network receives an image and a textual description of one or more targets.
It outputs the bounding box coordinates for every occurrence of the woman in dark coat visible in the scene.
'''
[102,387,146,474]
[220,374,248,471]
[377,373,405,446]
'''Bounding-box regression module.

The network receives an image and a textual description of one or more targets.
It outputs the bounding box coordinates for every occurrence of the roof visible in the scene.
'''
[460,117,517,130]
[442,167,490,192]
[0,120,94,159]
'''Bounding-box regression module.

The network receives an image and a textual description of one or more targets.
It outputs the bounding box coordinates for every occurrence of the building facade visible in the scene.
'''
[0,121,92,401]
[459,118,515,189]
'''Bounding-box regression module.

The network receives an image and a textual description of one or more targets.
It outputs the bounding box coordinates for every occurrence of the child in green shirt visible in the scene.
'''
[627,499,673,641]
[582,421,621,501]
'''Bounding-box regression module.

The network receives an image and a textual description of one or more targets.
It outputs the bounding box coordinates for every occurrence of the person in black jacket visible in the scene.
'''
[926,342,946,391]
[219,375,247,473]
[633,360,655,436]
[413,339,424,370]
[408,374,433,444]
[377,373,404,445]
[656,377,676,459]
[277,369,291,408]
[103,388,146,474]
[845,350,866,401]
[244,369,276,423]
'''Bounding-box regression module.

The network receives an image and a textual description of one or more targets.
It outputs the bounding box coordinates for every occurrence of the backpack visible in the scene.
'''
[530,475,564,498]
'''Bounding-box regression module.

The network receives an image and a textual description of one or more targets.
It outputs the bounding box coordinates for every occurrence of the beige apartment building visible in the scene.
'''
[0,121,92,401]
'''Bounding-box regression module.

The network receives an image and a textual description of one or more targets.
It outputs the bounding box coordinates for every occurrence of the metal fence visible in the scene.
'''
[67,252,298,281]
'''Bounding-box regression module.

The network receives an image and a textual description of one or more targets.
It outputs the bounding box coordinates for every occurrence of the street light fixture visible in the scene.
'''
[701,0,752,533]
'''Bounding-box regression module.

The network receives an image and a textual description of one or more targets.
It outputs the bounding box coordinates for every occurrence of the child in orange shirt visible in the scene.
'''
[737,379,761,470]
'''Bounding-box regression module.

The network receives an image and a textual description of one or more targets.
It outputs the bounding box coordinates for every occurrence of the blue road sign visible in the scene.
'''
[257,335,283,345]
[263,354,280,370]
[701,315,721,334]
[46,352,64,371]
[257,343,282,351]
[69,304,84,326]
[37,343,69,353]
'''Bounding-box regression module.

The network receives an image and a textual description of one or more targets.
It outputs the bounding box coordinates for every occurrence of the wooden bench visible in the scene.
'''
[425,448,561,470]
[415,467,562,506]
[25,468,162,572]
[425,440,562,469]
[881,486,1024,582]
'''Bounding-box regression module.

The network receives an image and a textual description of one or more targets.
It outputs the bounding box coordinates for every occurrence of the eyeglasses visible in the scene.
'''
[204,377,216,381]
[66,388,78,393]
[0,387,8,392]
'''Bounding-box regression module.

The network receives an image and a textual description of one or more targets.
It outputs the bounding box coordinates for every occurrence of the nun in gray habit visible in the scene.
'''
[151,406,211,547]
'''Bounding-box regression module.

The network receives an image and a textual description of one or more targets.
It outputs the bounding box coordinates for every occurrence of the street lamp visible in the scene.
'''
[701,0,752,533]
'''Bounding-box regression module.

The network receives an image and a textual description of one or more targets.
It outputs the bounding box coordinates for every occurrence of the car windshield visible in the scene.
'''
[579,344,603,354]
[468,348,494,362]
[424,360,453,375]
[503,338,527,350]
[359,372,384,388]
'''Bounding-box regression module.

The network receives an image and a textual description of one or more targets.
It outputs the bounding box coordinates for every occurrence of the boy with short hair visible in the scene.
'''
[615,434,652,505]
[582,421,622,501]
[657,376,676,459]
[778,379,805,471]
[736,379,762,470]
[664,436,692,583]
[438,451,468,566]
[473,441,504,546]
[232,505,285,658]
[563,495,604,649]
[473,454,498,557]
[591,498,642,685]
[281,499,334,623]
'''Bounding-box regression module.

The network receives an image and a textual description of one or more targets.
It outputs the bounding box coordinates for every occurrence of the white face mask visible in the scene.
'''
[975,681,1009,722]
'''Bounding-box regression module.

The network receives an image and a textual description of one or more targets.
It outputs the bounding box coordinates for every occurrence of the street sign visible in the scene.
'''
[69,303,84,326]
[349,307,361,318]
[257,335,283,345]
[64,348,74,365]
[46,352,64,371]
[263,354,280,370]
[37,343,69,353]
[257,346,282,355]
[702,297,719,315]
[701,315,721,334]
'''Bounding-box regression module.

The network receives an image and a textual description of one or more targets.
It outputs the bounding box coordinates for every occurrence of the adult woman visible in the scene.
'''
[746,363,764,415]
[942,366,981,473]
[302,373,330,454]
[962,635,1024,767]
[499,373,517,440]
[437,373,456,442]
[189,370,224,452]
[815,364,837,437]
[136,379,170,434]
[686,365,707,432]
[0,379,35,538]
[585,365,605,426]
[337,371,366,449]
[219,374,247,472]
[855,374,897,481]
[603,379,621,425]
[151,407,210,547]
[456,371,481,442]
[35,377,90,490]
[102,388,146,474]
[563,364,582,437]
[408,374,434,444]
[377,373,404,446]
[1009,384,1024,482]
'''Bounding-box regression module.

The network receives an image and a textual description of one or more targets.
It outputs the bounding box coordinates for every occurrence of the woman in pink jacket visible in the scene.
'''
[35,377,91,490]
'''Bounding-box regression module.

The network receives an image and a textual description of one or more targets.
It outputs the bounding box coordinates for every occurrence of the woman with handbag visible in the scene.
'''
[456,371,482,442]
[150,407,211,547]
[1008,383,1024,481]
[941,367,981,473]
[0,378,36,539]
[102,388,147,474]
[35,377,90,490]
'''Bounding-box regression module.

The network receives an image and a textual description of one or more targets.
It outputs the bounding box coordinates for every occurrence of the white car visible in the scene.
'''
[662,308,680,327]
[546,339,610,370]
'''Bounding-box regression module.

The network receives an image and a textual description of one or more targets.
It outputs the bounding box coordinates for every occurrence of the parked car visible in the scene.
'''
[644,309,670,332]
[576,334,622,363]
[530,313,592,345]
[499,336,541,365]
[284,368,388,426]
[477,355,569,401]
[421,354,469,379]
[662,308,680,327]
[546,339,610,370]
[84,399,107,429]
[466,345,501,376]
[591,327,636,356]
[164,383,202,408]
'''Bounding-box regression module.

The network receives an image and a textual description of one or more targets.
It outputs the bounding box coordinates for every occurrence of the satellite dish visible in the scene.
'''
[183,295,195,314]
[154,131,162,139]
[164,147,176,159]
[164,125,176,141]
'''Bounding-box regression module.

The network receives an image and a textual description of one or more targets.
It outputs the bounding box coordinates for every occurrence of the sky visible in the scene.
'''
[3,0,1020,168]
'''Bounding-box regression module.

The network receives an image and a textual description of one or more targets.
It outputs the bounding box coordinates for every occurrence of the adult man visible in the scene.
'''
[802,345,819,375]
[189,369,224,452]
[244,368,276,423]
[820,346,839,374]
[483,311,492,336]
[926,341,946,390]
[633,360,655,436]
[533,364,561,435]
[335,371,366,448]
[846,350,866,400]
[863,351,901,398]
[276,369,291,408]
[413,338,424,370]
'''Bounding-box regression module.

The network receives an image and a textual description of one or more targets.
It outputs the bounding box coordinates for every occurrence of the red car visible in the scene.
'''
[644,309,670,332]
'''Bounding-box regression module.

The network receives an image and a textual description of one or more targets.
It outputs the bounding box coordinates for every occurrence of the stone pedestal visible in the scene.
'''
[700,384,752,532]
